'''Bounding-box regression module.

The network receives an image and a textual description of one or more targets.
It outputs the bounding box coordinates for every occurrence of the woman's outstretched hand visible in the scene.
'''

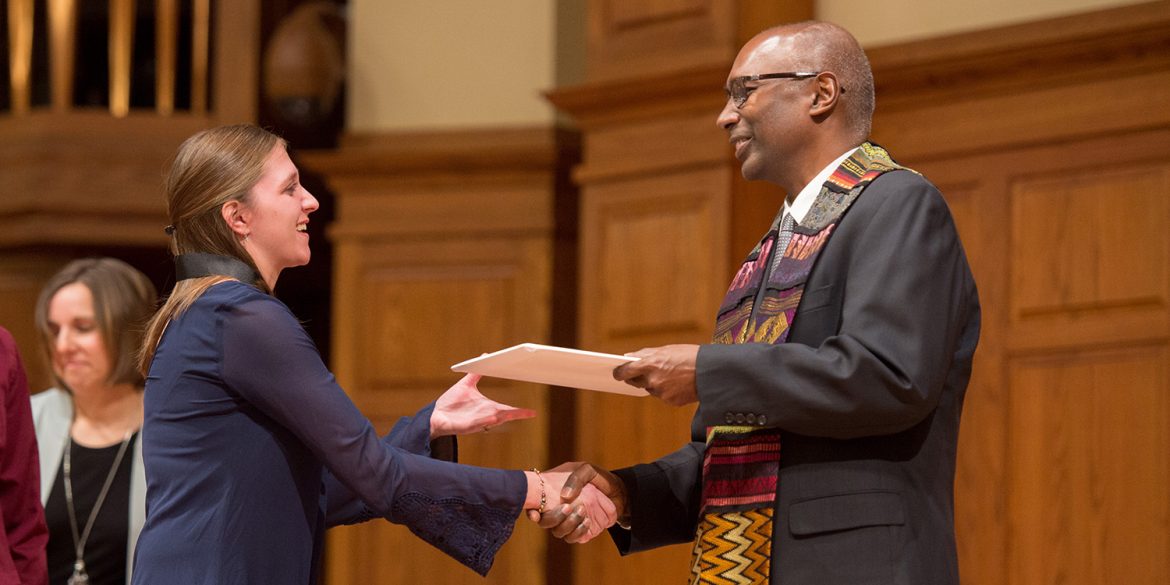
[430,373,537,438]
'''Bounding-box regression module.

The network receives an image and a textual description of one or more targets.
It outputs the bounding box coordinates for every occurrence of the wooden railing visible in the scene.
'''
[0,0,258,252]
[6,0,217,117]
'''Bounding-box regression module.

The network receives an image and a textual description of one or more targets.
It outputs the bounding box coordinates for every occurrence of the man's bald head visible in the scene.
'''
[753,22,875,143]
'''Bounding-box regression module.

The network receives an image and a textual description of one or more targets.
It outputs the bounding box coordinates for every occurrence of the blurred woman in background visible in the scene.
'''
[31,258,157,585]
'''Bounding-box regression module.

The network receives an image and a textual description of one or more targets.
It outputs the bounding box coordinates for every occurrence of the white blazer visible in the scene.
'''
[30,388,146,584]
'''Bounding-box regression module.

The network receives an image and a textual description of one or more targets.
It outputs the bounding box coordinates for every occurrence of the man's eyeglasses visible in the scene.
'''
[726,72,820,108]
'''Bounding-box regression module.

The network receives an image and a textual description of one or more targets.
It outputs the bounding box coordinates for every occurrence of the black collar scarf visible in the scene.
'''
[174,253,261,285]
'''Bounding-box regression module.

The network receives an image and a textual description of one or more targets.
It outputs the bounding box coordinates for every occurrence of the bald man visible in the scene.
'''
[541,21,980,585]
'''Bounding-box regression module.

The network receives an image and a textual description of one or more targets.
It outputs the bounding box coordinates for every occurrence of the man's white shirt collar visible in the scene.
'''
[784,148,857,224]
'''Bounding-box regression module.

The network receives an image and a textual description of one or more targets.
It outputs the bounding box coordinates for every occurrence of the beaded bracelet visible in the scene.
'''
[532,468,546,513]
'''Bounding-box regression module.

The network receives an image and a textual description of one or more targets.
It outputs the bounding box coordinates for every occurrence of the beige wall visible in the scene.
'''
[348,0,560,132]
[818,0,1154,46]
[347,0,1155,131]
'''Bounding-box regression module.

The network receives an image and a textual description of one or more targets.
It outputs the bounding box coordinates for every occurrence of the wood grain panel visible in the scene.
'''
[330,179,552,238]
[900,132,1170,585]
[866,3,1170,166]
[334,507,547,585]
[865,8,1170,583]
[364,269,516,385]
[1009,164,1170,352]
[935,179,1009,585]
[1012,166,1167,313]
[0,254,70,392]
[0,112,204,248]
[588,0,735,82]
[328,237,552,585]
[317,126,565,585]
[1008,347,1169,585]
[581,168,730,352]
[874,70,1170,164]
[350,237,552,382]
[584,0,813,83]
[607,0,704,29]
[574,168,730,585]
[576,112,726,183]
[572,391,696,585]
[906,128,1170,585]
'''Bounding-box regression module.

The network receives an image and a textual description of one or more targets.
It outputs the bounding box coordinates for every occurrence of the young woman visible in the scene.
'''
[131,125,613,584]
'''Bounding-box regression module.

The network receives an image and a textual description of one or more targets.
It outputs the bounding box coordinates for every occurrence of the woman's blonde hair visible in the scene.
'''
[138,124,285,375]
[35,258,158,390]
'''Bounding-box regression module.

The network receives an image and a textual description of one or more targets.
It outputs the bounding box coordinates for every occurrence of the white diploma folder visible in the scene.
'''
[451,343,647,396]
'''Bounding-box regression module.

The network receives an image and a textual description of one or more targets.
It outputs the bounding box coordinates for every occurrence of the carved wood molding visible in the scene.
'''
[584,0,812,84]
[869,1,1170,107]
[868,2,1170,162]
[0,112,211,248]
[547,64,726,128]
[299,126,564,176]
[298,126,576,239]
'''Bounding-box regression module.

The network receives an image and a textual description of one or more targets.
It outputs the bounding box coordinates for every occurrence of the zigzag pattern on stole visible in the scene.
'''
[689,509,773,585]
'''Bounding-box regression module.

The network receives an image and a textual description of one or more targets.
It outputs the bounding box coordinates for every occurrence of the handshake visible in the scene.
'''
[526,462,627,544]
[441,343,703,542]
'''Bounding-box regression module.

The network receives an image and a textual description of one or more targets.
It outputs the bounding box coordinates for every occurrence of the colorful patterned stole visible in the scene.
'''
[690,143,909,584]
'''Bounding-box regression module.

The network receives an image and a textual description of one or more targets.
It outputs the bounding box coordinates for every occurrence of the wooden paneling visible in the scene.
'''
[587,0,734,83]
[873,5,1170,579]
[585,0,811,83]
[935,178,1010,585]
[554,2,1170,585]
[574,168,729,583]
[577,111,726,183]
[302,127,571,585]
[867,1,1170,164]
[364,268,516,386]
[0,254,71,391]
[875,69,1170,164]
[0,114,208,248]
[584,169,729,347]
[1008,347,1169,585]
[211,0,258,122]
[1009,166,1169,351]
[330,236,552,585]
[908,128,1170,585]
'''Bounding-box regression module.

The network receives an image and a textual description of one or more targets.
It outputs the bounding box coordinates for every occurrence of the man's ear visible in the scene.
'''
[221,200,250,239]
[809,72,840,117]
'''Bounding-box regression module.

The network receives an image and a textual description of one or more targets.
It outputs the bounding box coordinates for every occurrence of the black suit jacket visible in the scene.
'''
[612,170,981,585]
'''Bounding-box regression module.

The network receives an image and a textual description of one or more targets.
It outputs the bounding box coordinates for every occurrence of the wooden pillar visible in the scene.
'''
[300,126,578,585]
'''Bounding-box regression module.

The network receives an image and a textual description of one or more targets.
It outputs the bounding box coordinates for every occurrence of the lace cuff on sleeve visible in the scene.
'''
[392,493,516,576]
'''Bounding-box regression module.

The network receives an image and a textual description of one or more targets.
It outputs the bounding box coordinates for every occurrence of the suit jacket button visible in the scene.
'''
[746,413,756,424]
[735,413,746,424]
[757,414,767,426]
[725,413,735,424]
